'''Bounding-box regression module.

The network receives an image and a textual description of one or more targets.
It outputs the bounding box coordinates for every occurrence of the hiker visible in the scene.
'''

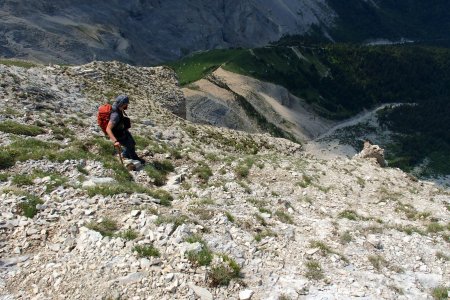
[105,95,145,164]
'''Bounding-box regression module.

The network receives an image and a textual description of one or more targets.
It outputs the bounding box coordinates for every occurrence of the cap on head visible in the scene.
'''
[115,95,129,107]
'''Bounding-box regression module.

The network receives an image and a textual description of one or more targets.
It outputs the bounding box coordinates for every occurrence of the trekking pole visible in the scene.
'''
[115,144,124,166]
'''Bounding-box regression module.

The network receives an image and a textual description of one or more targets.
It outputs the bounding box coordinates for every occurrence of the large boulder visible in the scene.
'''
[355,140,388,167]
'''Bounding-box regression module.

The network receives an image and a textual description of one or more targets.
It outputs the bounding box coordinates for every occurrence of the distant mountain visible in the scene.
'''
[2,0,450,65]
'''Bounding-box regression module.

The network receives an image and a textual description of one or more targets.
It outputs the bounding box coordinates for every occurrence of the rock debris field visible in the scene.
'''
[0,61,449,300]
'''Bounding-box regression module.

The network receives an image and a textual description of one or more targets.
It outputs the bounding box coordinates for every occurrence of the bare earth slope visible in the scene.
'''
[0,62,449,300]
[183,67,335,142]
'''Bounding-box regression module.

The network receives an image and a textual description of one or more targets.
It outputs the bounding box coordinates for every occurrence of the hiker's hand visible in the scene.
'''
[114,141,120,147]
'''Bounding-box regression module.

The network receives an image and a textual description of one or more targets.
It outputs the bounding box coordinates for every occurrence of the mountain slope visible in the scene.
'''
[2,0,450,65]
[0,61,449,300]
[0,0,334,65]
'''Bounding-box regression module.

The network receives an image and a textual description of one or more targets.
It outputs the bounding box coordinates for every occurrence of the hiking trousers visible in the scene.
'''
[117,131,140,160]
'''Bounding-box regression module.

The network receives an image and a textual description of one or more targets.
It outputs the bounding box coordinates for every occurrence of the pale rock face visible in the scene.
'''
[355,140,388,167]
[0,0,335,64]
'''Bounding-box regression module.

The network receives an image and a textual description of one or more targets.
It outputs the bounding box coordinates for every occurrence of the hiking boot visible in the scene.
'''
[137,158,146,165]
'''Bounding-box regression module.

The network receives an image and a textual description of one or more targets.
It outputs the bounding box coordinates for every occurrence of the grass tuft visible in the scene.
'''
[119,229,139,241]
[133,245,160,258]
[431,286,449,300]
[193,161,213,182]
[16,194,43,218]
[85,218,118,237]
[305,260,324,280]
[209,254,241,286]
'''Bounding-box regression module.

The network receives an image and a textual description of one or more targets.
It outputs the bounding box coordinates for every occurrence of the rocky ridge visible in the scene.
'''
[0,61,449,300]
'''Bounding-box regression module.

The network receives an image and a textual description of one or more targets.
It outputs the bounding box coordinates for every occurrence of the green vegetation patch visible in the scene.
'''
[432,286,449,300]
[0,59,38,68]
[133,245,160,258]
[185,235,213,267]
[193,161,213,182]
[168,48,246,85]
[305,260,324,280]
[16,193,44,218]
[209,254,241,286]
[0,121,45,136]
[85,217,118,237]
[119,229,139,241]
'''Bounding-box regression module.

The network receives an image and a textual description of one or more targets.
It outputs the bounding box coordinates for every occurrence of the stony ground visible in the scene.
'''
[0,62,449,300]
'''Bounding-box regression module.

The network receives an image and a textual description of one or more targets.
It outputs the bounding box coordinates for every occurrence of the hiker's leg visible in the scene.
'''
[119,132,139,160]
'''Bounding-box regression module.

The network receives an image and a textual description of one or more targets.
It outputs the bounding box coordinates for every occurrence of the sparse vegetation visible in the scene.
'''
[234,157,255,179]
[296,174,313,188]
[255,230,277,242]
[144,160,172,181]
[431,286,449,300]
[193,162,213,182]
[0,120,45,136]
[225,211,235,223]
[274,209,294,224]
[12,174,34,186]
[368,255,388,271]
[436,251,449,261]
[133,245,160,258]
[427,222,445,233]
[16,193,44,218]
[85,218,118,237]
[209,254,241,286]
[338,210,362,221]
[0,173,8,182]
[309,240,348,263]
[305,260,324,280]
[0,59,38,68]
[395,202,431,220]
[254,213,268,226]
[185,236,213,267]
[87,183,173,206]
[155,214,191,233]
[119,229,139,241]
[339,231,352,244]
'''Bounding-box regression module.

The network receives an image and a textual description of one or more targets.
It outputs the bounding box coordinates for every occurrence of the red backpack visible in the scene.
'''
[97,103,112,134]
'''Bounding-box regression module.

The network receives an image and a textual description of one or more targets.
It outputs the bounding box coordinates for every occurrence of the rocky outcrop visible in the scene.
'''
[355,140,388,167]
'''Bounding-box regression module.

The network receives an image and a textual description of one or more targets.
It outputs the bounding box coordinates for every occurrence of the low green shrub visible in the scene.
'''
[16,194,43,218]
[209,254,241,286]
[305,260,324,280]
[85,218,118,237]
[431,286,449,300]
[187,246,213,267]
[133,245,160,258]
[119,229,139,241]
[193,162,213,182]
